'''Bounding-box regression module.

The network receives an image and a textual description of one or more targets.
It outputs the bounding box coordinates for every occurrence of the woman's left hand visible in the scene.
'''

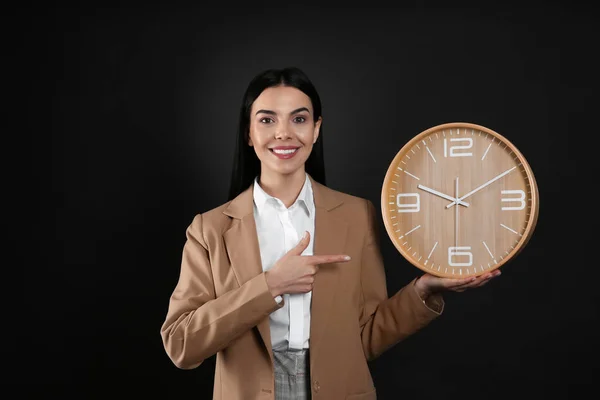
[414,269,501,299]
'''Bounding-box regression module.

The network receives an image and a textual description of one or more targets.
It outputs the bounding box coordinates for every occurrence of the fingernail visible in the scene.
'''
[344,256,351,260]
[303,231,308,240]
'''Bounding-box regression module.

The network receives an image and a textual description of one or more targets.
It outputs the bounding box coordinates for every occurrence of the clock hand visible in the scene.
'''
[446,166,517,209]
[417,184,469,207]
[455,177,459,248]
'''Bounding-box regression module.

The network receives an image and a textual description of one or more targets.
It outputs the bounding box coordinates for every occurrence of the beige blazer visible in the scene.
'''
[160,175,444,399]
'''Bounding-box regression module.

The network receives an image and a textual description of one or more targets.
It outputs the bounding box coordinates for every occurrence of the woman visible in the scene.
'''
[160,67,499,400]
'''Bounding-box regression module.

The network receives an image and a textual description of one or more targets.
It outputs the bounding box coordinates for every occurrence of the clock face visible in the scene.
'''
[381,122,539,278]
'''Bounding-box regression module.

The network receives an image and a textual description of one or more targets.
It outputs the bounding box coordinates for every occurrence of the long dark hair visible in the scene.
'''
[227,67,326,201]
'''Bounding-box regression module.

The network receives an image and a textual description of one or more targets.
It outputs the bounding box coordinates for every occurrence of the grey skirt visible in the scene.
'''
[273,348,311,400]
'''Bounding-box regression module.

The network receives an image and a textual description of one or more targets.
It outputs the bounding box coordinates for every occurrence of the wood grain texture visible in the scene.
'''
[381,122,539,278]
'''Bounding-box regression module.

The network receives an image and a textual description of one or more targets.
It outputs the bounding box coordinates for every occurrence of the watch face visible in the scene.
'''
[381,122,539,278]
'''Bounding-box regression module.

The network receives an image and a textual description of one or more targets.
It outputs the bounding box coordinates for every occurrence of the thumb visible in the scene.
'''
[289,231,310,256]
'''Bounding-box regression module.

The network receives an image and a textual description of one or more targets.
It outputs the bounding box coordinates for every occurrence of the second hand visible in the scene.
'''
[455,177,459,248]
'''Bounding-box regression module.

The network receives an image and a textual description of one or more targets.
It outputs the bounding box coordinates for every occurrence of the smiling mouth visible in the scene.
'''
[271,148,298,155]
[270,147,299,159]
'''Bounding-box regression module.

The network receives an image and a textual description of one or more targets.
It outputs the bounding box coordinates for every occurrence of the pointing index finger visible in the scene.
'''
[305,254,352,265]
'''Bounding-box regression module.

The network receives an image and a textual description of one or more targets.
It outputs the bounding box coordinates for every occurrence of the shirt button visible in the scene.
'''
[313,380,320,392]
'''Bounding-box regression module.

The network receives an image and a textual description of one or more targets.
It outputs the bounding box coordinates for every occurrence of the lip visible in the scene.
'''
[269,146,300,160]
[270,146,300,150]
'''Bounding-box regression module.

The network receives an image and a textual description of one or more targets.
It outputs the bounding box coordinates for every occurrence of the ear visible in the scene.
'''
[247,132,253,147]
[313,117,322,144]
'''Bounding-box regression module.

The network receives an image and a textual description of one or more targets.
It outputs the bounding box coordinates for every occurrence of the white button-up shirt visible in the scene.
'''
[253,173,315,351]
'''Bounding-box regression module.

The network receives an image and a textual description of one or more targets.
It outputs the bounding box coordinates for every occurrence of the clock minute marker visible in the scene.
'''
[426,146,437,163]
[481,143,492,160]
[426,241,438,261]
[402,170,420,180]
[500,223,520,235]
[482,241,497,264]
[398,225,421,240]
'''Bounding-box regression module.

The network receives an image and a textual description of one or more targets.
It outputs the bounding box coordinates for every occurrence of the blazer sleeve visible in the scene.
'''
[160,214,282,369]
[358,199,444,361]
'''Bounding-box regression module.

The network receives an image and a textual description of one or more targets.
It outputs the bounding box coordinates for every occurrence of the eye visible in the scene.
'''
[259,117,274,124]
[293,116,307,123]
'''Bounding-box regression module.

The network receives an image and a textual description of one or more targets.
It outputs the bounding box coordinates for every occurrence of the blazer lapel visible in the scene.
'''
[222,185,274,364]
[309,176,348,363]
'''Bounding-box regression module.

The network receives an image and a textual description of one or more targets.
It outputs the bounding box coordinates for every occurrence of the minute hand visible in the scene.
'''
[446,166,517,209]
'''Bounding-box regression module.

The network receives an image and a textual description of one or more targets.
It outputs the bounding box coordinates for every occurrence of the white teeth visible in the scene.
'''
[273,148,298,154]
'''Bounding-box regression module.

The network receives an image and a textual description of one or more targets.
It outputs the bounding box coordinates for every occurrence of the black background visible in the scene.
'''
[14,1,598,398]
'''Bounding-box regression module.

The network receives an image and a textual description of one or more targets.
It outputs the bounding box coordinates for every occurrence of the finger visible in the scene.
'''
[304,254,352,265]
[450,282,480,292]
[471,271,501,288]
[296,276,316,285]
[288,231,311,256]
[306,276,315,285]
[289,284,313,294]
[469,271,500,285]
[451,270,499,286]
[441,276,477,289]
[450,271,500,291]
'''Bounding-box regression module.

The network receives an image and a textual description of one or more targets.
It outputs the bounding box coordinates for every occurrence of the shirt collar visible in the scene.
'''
[253,173,314,217]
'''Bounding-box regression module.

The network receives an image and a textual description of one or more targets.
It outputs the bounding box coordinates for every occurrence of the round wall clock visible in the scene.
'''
[381,122,539,278]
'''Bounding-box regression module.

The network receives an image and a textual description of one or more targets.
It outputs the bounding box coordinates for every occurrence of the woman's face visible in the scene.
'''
[248,85,321,180]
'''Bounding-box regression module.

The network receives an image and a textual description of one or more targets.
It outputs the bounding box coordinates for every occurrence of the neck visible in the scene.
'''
[259,169,307,208]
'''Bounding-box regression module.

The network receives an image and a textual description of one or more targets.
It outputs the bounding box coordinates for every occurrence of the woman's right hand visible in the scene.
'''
[265,231,351,297]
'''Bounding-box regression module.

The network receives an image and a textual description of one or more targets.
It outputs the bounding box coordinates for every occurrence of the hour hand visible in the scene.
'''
[417,184,469,207]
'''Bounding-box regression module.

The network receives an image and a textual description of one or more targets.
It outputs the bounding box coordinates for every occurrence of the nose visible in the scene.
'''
[275,122,292,140]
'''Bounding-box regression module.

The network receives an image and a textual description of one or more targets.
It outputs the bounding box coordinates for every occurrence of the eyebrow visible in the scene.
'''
[255,107,311,116]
